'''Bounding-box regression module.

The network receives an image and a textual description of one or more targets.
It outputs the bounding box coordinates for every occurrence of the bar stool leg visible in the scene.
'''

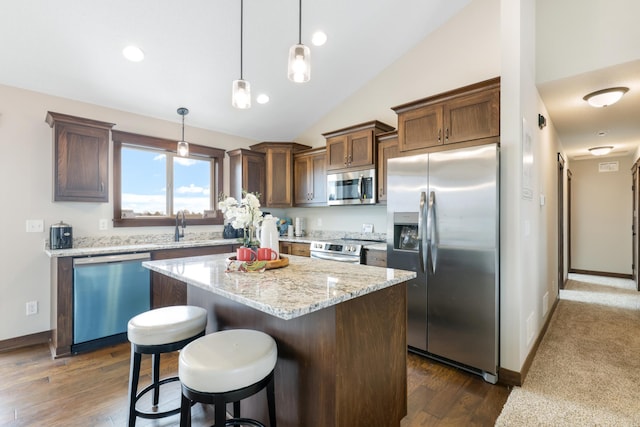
[267,375,276,427]
[214,395,227,427]
[152,353,161,407]
[128,348,142,427]
[180,393,191,427]
[233,401,241,418]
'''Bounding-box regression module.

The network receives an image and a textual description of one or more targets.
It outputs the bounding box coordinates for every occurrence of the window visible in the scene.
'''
[112,130,225,227]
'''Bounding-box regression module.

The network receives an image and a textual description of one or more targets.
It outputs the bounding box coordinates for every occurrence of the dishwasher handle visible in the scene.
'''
[73,252,151,267]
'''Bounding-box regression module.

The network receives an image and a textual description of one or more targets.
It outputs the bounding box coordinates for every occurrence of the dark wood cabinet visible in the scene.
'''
[294,148,327,206]
[393,77,500,152]
[250,142,310,208]
[227,149,265,205]
[323,121,395,172]
[363,249,387,267]
[279,241,310,257]
[46,112,115,202]
[376,131,399,204]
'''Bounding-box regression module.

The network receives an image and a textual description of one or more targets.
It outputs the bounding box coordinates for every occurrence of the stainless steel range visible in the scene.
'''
[310,240,364,264]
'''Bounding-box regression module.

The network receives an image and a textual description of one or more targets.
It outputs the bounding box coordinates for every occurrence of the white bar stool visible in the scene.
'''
[179,329,278,427]
[127,305,208,427]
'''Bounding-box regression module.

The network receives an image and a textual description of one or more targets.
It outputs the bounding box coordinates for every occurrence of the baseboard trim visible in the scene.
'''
[498,296,559,387]
[0,331,51,353]
[569,269,632,279]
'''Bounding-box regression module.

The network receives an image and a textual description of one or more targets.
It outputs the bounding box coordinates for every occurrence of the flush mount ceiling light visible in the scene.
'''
[583,87,629,108]
[311,31,327,46]
[288,0,311,83]
[588,146,613,156]
[176,107,189,157]
[122,45,144,62]
[232,0,251,109]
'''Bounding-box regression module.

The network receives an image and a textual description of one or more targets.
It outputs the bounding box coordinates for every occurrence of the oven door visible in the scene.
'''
[327,169,376,206]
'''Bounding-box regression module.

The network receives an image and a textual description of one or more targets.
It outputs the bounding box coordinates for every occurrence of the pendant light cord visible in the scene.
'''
[181,114,185,141]
[240,0,244,80]
[298,0,302,44]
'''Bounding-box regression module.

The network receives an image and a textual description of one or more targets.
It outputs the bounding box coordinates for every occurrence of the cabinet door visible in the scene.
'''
[377,137,399,204]
[294,156,311,205]
[310,151,327,204]
[398,104,443,152]
[266,146,293,207]
[54,122,110,202]
[279,241,292,255]
[326,136,348,171]
[444,88,500,144]
[348,129,375,168]
[228,149,265,205]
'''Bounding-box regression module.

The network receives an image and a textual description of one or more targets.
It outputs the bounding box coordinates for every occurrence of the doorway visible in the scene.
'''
[557,153,565,290]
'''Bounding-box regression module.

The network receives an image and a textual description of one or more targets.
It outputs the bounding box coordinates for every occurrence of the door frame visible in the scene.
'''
[557,153,565,290]
[632,160,639,290]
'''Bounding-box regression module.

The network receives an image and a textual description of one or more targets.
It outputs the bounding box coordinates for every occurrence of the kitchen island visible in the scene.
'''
[143,253,415,427]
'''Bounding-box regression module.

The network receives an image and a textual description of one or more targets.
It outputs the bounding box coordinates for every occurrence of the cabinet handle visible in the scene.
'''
[445,128,449,142]
[438,129,441,143]
[100,182,104,193]
[344,156,348,166]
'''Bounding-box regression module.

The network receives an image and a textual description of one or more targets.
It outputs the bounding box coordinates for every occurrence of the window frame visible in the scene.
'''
[112,130,225,227]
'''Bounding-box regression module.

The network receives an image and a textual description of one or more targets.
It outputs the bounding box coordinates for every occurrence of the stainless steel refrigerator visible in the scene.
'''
[386,143,499,383]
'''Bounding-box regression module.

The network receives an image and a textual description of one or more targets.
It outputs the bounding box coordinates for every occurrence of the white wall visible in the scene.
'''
[0,84,256,341]
[570,155,633,274]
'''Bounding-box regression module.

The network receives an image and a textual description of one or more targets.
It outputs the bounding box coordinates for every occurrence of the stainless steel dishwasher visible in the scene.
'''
[72,252,151,353]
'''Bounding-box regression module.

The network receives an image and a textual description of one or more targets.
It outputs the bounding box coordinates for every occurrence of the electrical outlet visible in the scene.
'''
[99,218,109,231]
[26,301,38,316]
[26,219,44,233]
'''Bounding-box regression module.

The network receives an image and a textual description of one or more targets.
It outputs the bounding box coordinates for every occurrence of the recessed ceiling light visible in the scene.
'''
[122,45,144,62]
[588,146,613,156]
[256,94,270,104]
[311,31,327,46]
[583,87,629,108]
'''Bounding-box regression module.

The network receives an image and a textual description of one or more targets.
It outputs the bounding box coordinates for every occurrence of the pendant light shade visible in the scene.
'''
[288,44,310,83]
[288,0,310,83]
[176,107,189,157]
[232,79,251,109]
[232,0,251,108]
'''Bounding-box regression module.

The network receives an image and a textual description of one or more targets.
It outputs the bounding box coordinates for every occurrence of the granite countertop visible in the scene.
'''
[44,238,242,258]
[143,253,415,320]
[44,235,383,258]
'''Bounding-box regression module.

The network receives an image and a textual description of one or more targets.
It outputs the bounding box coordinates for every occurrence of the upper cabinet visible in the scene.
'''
[46,112,115,203]
[376,131,399,205]
[294,147,327,207]
[250,142,311,208]
[392,77,500,153]
[323,121,395,172]
[227,149,266,206]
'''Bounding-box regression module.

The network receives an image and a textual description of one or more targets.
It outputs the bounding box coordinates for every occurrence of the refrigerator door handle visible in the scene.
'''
[428,191,438,273]
[418,191,427,273]
[358,175,363,201]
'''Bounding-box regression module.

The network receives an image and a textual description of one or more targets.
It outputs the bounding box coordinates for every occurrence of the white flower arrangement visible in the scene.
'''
[219,191,263,246]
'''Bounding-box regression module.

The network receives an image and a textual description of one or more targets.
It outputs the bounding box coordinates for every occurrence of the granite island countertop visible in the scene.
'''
[143,253,415,320]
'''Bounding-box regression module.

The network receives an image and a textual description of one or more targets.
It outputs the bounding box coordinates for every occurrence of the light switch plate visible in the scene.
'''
[99,219,109,230]
[362,223,373,233]
[26,219,44,233]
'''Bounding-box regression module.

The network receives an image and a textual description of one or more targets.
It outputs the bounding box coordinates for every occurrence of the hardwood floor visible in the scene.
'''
[0,343,510,426]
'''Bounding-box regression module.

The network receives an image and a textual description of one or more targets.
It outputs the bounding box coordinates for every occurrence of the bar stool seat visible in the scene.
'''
[127,305,207,427]
[179,329,277,427]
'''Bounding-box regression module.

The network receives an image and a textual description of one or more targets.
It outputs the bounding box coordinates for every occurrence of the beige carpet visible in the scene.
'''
[495,274,640,426]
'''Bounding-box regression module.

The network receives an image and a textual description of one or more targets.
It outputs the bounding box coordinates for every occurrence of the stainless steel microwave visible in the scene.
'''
[327,168,376,205]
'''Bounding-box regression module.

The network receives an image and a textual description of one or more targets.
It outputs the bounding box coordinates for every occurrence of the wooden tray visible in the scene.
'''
[226,255,289,272]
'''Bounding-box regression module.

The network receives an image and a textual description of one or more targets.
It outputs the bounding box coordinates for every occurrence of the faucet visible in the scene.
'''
[175,210,186,241]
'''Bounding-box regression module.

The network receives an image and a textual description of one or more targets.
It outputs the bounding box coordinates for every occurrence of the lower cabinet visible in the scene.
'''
[363,249,387,267]
[279,241,311,257]
[151,245,238,308]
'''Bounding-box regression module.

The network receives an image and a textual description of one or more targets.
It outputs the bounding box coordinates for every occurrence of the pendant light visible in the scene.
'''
[176,107,189,157]
[232,0,251,109]
[288,0,310,83]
